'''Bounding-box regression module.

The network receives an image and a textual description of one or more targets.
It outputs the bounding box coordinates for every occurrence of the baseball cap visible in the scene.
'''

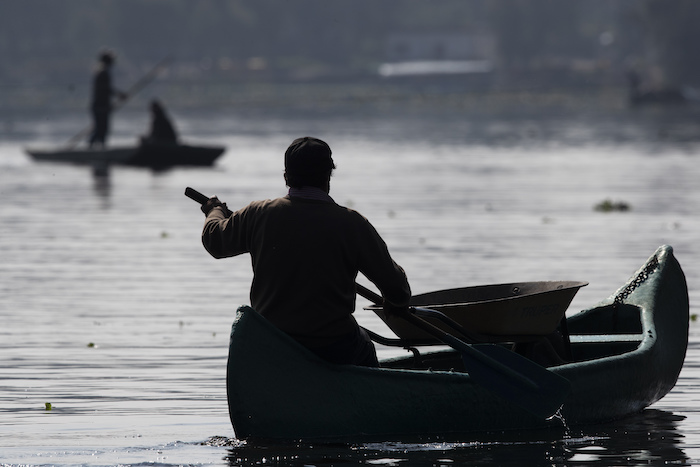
[284,137,335,175]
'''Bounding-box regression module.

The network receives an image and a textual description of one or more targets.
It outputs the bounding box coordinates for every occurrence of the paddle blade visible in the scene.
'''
[467,344,570,419]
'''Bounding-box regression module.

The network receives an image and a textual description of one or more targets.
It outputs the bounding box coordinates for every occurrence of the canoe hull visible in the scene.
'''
[125,141,225,168]
[25,141,225,169]
[226,245,688,442]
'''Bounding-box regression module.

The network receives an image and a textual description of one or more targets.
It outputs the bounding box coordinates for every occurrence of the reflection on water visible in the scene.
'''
[92,171,112,204]
[220,409,688,466]
[565,410,688,466]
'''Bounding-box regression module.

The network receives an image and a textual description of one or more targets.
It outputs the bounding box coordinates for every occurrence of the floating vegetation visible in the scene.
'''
[594,199,630,212]
[691,314,698,322]
[45,402,52,411]
[87,342,96,348]
[203,435,242,447]
[161,231,169,238]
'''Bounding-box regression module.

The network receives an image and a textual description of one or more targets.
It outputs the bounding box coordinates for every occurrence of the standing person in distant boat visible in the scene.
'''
[89,50,127,148]
[143,99,178,144]
[198,137,412,367]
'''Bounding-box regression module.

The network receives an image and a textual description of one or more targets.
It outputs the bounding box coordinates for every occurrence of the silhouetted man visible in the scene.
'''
[89,50,126,148]
[199,137,411,367]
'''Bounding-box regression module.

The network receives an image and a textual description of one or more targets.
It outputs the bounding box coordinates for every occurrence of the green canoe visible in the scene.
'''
[226,245,688,442]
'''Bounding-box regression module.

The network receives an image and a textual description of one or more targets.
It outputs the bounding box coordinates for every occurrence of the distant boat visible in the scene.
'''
[626,70,700,107]
[25,139,226,170]
[629,87,687,107]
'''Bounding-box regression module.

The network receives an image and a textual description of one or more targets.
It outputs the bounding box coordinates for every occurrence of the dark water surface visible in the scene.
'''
[2,104,700,466]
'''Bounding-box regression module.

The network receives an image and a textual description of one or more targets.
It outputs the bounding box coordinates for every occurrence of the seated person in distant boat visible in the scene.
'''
[142,99,178,145]
[199,137,411,367]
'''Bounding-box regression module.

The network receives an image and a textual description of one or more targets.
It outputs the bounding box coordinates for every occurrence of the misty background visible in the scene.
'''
[2,0,700,117]
[3,3,700,464]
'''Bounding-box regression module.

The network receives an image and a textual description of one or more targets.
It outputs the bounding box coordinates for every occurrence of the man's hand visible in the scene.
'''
[201,196,232,216]
[383,301,409,318]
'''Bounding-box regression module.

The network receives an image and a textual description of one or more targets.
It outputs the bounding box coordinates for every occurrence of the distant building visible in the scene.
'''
[384,32,495,62]
[380,32,495,78]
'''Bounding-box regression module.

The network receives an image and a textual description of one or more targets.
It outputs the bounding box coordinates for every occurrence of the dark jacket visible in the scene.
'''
[91,67,116,111]
[202,195,411,348]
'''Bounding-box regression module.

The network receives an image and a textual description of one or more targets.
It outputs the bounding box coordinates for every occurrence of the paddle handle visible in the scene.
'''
[356,283,383,304]
[185,187,210,205]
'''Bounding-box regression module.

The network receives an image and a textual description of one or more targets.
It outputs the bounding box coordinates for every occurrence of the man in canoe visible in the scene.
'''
[199,136,411,367]
[88,50,126,148]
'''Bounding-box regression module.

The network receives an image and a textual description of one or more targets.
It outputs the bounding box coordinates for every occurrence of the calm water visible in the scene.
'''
[2,103,700,466]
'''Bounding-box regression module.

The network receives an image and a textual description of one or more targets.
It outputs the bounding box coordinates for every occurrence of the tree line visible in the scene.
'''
[1,0,698,88]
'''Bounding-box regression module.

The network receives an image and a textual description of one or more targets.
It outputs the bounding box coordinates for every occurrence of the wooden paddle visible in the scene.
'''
[66,56,171,149]
[185,186,570,419]
[356,286,571,420]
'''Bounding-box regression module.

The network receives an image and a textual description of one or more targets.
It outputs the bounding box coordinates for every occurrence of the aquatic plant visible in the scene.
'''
[594,199,630,212]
